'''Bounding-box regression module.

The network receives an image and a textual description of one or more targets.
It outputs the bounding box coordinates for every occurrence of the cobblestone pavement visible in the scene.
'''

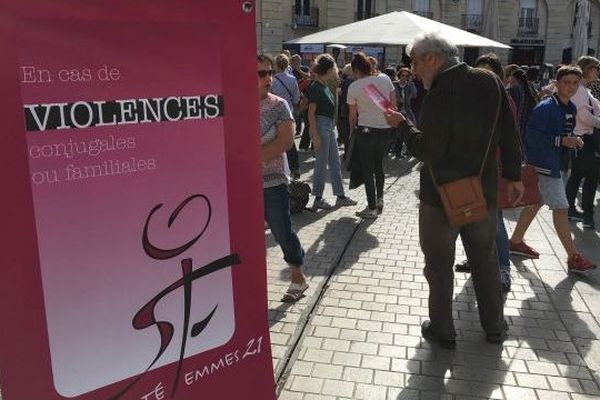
[269,151,600,400]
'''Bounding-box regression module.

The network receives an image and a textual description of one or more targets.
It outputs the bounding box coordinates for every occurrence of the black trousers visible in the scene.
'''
[419,203,505,340]
[566,137,600,217]
[338,116,351,158]
[298,113,311,150]
[356,128,392,209]
[286,144,299,174]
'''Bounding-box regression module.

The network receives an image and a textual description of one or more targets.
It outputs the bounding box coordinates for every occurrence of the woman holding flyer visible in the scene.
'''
[307,54,357,210]
[347,52,397,218]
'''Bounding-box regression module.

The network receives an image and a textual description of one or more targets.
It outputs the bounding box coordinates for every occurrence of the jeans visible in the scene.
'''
[496,210,510,272]
[356,128,392,209]
[566,138,600,217]
[419,202,504,340]
[313,115,345,198]
[264,184,304,267]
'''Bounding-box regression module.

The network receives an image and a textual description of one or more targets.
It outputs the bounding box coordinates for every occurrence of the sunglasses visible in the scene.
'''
[258,69,273,78]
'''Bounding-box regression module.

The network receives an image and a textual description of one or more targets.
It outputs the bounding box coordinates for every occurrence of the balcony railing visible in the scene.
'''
[292,6,319,28]
[412,10,433,19]
[518,17,539,36]
[462,14,482,33]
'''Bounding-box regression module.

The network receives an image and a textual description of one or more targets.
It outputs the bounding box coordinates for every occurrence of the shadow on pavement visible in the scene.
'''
[513,258,598,393]
[329,218,379,272]
[396,278,507,400]
[264,205,336,250]
[267,302,293,328]
[277,217,378,282]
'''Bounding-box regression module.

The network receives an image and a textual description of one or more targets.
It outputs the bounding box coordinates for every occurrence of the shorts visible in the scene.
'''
[537,172,569,210]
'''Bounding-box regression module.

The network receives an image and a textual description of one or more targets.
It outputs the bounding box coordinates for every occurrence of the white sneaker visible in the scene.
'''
[335,196,358,207]
[355,207,378,219]
[312,197,332,210]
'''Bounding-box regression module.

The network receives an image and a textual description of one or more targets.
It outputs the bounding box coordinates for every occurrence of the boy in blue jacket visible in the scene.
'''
[509,65,597,275]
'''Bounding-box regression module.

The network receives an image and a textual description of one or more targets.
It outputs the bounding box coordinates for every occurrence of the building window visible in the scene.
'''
[413,0,430,12]
[519,0,537,20]
[295,0,311,16]
[357,0,376,20]
[293,0,318,28]
[518,0,539,36]
[463,0,483,32]
[412,0,432,18]
[466,0,483,14]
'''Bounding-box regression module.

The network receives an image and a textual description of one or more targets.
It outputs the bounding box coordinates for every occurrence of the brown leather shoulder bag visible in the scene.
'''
[430,78,502,227]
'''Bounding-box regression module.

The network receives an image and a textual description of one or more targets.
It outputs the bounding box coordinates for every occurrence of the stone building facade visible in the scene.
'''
[256,0,600,66]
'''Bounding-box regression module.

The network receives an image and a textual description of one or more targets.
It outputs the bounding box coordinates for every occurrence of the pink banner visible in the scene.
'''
[0,1,275,399]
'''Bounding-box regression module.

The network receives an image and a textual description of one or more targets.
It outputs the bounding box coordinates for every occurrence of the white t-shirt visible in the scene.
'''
[347,74,395,129]
[571,83,600,136]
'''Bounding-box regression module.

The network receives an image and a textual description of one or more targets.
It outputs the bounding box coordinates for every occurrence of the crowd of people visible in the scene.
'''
[257,32,598,347]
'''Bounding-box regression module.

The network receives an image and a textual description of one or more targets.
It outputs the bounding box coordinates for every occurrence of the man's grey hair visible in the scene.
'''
[407,32,459,64]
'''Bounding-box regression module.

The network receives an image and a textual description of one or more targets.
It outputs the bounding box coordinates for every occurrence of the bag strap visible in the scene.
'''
[478,76,503,177]
[428,73,503,186]
[274,75,294,100]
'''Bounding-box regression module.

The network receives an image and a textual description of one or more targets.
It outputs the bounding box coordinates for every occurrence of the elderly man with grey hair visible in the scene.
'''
[385,33,524,348]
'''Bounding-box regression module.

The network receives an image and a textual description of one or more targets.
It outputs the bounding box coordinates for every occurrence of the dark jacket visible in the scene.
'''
[525,94,576,177]
[398,63,522,208]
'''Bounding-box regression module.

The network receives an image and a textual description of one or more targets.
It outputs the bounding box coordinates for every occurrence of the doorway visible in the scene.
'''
[510,46,545,65]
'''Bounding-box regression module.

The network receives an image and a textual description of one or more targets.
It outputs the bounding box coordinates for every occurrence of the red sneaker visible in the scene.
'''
[567,254,597,276]
[509,241,540,259]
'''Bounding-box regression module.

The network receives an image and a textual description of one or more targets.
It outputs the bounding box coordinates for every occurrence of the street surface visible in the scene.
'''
[270,151,600,400]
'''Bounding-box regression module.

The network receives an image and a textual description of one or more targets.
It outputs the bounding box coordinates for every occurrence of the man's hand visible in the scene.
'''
[562,136,584,149]
[384,109,405,128]
[505,180,525,207]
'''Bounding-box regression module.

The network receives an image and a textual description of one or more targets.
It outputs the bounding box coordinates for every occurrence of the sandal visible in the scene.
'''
[281,282,309,303]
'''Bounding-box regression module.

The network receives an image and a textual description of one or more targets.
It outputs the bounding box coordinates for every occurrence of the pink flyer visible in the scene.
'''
[362,83,394,111]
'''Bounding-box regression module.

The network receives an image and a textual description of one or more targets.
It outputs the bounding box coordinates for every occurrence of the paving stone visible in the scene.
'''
[556,364,593,380]
[311,363,343,380]
[331,351,361,367]
[349,342,379,355]
[304,395,336,400]
[361,355,391,371]
[354,383,387,400]
[502,385,538,400]
[535,389,571,400]
[303,348,333,363]
[527,360,560,375]
[547,376,583,392]
[321,379,354,397]
[290,376,324,394]
[514,372,550,389]
[342,367,373,384]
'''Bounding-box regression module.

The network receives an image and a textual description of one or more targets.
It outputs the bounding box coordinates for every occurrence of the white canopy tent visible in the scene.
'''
[285,11,511,49]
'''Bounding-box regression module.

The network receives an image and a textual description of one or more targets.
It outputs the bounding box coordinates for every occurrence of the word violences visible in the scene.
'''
[24,94,224,132]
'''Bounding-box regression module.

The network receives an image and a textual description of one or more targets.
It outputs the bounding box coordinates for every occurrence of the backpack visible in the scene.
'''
[288,181,311,213]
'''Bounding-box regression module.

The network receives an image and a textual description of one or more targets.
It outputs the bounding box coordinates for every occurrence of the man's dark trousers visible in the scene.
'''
[566,138,600,218]
[419,202,505,340]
